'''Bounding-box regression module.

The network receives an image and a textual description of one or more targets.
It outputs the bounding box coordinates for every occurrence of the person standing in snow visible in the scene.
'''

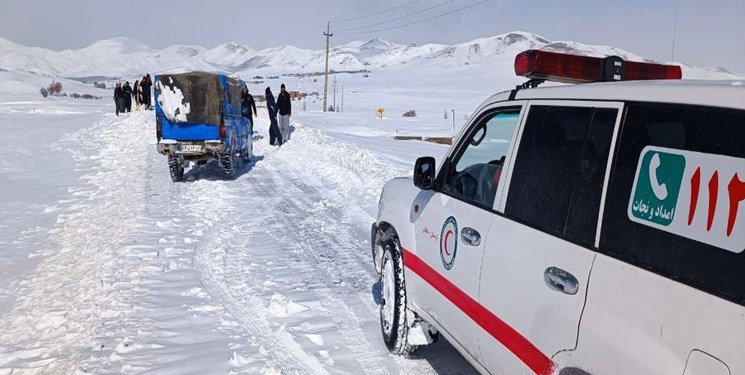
[133,79,140,111]
[277,83,292,141]
[122,81,133,113]
[265,87,282,146]
[114,82,124,116]
[241,88,257,134]
[140,74,153,110]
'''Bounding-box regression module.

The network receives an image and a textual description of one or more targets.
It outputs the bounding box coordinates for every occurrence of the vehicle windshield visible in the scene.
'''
[156,72,223,125]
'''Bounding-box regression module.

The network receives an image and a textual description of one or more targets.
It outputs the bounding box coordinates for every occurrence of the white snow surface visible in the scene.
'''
[0,69,471,375]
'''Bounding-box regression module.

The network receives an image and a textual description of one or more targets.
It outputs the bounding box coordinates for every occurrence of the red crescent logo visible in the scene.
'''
[444,230,454,256]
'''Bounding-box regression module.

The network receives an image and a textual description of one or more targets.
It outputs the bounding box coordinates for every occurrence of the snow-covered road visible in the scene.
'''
[0,106,477,374]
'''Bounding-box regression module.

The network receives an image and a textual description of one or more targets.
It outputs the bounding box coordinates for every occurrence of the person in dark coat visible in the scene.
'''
[122,81,133,112]
[133,80,140,110]
[277,83,292,141]
[265,87,282,146]
[241,88,257,133]
[140,74,152,109]
[114,82,123,116]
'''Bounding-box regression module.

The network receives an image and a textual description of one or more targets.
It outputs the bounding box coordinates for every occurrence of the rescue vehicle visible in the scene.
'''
[371,49,745,375]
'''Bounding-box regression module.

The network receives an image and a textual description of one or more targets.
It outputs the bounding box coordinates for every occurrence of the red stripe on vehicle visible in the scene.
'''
[402,248,555,375]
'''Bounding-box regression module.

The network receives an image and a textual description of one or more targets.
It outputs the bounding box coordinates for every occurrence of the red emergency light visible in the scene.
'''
[514,49,682,84]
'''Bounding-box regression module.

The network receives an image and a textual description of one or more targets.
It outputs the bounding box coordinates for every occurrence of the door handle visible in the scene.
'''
[461,227,481,246]
[544,267,579,295]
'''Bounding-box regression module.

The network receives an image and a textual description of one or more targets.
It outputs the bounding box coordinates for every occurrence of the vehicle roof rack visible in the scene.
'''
[509,79,545,100]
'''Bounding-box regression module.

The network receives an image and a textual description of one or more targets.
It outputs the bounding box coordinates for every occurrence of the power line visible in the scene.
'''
[331,0,423,23]
[336,0,456,33]
[336,0,490,36]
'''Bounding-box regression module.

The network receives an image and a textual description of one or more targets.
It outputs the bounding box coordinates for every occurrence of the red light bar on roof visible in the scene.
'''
[514,49,682,84]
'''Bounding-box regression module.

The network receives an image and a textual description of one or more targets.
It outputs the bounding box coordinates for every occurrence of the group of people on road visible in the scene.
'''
[241,83,292,146]
[116,75,292,148]
[265,84,292,146]
[113,74,152,116]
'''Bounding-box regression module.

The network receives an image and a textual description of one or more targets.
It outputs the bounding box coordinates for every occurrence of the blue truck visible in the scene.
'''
[155,72,253,182]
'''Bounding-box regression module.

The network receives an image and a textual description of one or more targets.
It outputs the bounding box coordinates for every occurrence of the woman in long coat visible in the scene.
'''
[265,87,282,146]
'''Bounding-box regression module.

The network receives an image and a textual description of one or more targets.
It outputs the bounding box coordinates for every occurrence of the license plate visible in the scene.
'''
[180,144,203,152]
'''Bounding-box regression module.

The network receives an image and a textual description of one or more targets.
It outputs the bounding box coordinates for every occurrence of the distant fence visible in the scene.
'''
[393,135,453,145]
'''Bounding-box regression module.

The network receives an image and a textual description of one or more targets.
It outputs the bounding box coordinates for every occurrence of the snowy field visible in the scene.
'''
[0,30,741,374]
[0,71,477,375]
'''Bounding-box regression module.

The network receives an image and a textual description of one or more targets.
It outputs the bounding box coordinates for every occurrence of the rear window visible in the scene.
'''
[600,103,745,305]
[156,73,224,125]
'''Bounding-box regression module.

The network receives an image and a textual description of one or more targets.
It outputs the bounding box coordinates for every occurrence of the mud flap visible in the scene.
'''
[371,223,379,270]
[406,309,438,346]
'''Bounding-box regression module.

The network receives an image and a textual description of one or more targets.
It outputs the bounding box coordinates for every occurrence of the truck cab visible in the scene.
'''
[155,72,252,181]
[372,50,745,375]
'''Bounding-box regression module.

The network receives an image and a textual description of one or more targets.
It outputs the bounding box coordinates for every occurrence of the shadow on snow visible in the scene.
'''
[180,154,265,182]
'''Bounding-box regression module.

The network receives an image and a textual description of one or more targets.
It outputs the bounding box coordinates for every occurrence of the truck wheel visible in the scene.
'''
[168,155,184,182]
[380,236,415,356]
[220,152,236,178]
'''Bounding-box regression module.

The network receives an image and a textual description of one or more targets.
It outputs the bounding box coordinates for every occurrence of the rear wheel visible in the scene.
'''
[168,155,184,182]
[380,236,415,356]
[220,151,236,178]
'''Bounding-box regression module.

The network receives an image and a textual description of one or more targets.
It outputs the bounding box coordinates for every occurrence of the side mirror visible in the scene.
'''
[414,156,436,190]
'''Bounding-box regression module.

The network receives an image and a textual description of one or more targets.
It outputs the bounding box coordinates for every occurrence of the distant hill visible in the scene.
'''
[0,31,739,81]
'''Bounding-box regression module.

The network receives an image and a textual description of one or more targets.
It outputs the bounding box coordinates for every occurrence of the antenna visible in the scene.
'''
[671,0,680,63]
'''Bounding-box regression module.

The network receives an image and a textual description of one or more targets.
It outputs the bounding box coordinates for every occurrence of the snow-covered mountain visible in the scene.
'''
[0,31,738,80]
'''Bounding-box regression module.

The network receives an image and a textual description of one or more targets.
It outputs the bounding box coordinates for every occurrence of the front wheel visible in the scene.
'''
[380,236,415,356]
[168,155,184,182]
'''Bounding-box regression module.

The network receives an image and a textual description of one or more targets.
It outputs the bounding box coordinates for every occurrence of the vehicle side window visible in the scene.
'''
[226,82,242,115]
[564,108,618,244]
[442,109,520,209]
[505,106,617,246]
[600,103,745,305]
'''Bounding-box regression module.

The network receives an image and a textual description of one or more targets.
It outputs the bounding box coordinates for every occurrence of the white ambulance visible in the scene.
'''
[372,49,745,375]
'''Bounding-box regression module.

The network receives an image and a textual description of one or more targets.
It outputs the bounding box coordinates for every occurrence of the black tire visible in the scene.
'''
[380,235,416,356]
[168,155,184,182]
[220,151,236,178]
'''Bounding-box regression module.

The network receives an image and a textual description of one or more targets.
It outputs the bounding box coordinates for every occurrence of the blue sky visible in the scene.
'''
[1,0,743,72]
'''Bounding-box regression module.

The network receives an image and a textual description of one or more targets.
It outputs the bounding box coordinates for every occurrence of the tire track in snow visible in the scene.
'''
[188,181,329,375]
[180,124,399,374]
[249,123,472,375]
[250,166,392,375]
[235,125,432,375]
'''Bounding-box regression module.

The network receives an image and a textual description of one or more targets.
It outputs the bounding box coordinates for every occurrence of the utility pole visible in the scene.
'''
[341,84,344,113]
[323,22,333,112]
[333,75,337,112]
